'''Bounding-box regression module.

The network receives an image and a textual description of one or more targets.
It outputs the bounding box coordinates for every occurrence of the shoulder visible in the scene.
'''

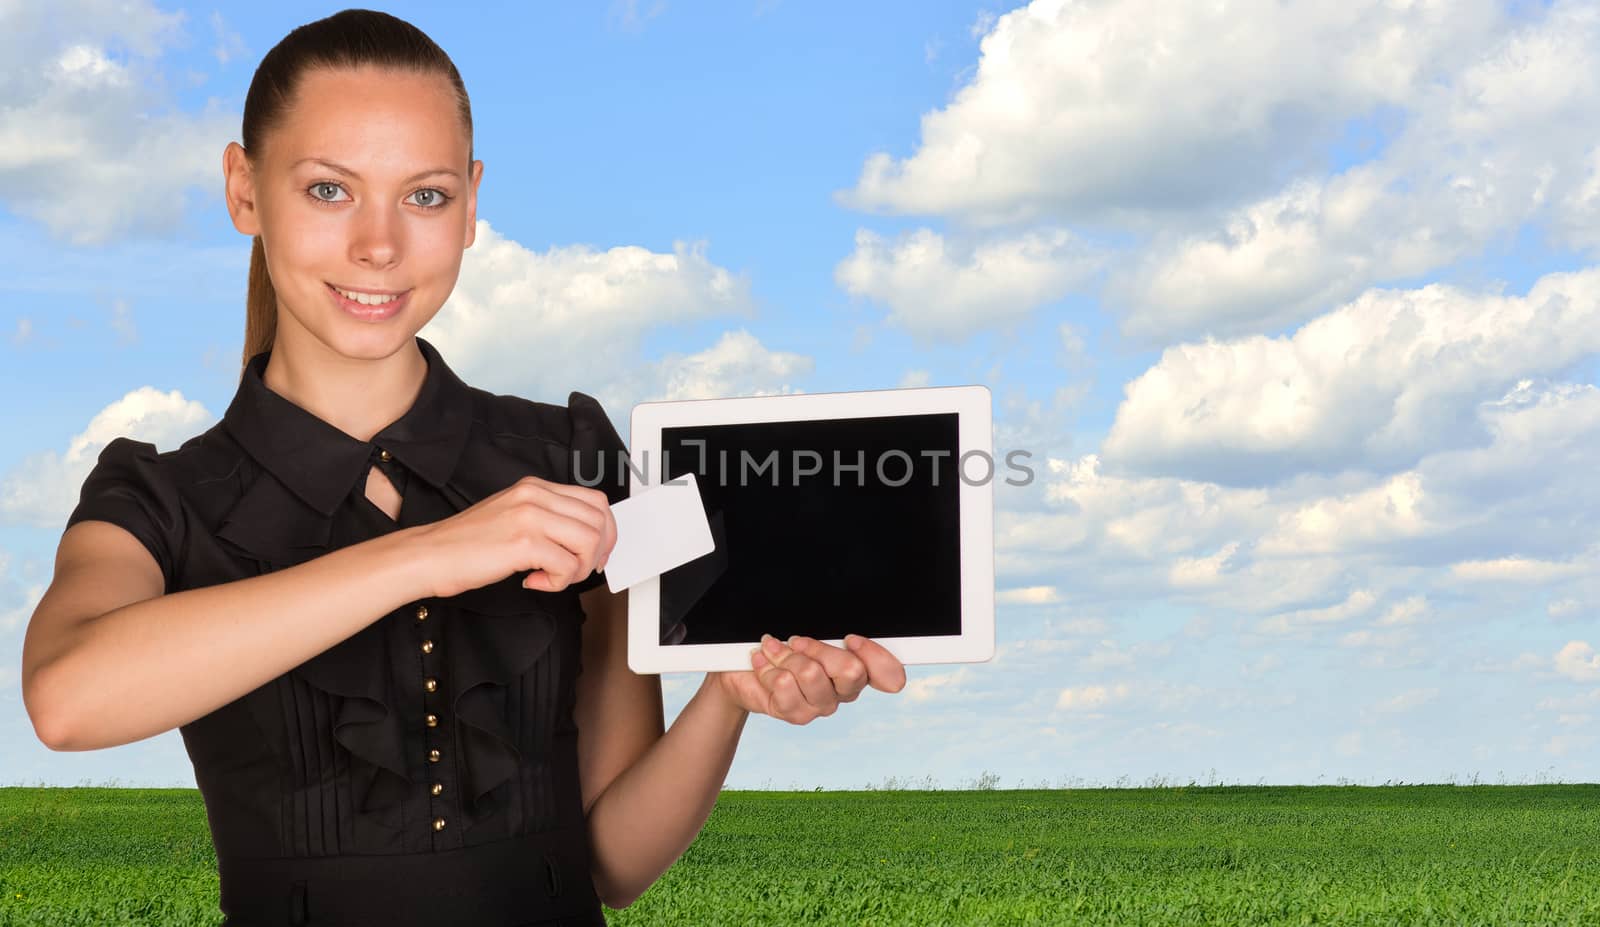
[465,386,620,452]
[463,386,630,508]
[66,426,235,594]
[76,425,233,500]
[80,422,263,531]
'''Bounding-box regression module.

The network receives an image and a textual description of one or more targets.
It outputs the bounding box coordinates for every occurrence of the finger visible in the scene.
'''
[553,484,617,572]
[519,537,583,591]
[787,636,870,702]
[760,636,837,716]
[842,635,907,694]
[514,495,607,579]
[596,503,617,572]
[754,660,809,722]
[753,639,823,722]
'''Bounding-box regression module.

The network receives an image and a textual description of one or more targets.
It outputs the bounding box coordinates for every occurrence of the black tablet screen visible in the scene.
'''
[655,412,963,646]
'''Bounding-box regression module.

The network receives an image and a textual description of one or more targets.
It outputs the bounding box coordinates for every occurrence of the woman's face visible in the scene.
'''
[224,66,483,360]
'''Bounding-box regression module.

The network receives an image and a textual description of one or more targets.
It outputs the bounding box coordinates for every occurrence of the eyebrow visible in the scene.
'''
[292,157,460,183]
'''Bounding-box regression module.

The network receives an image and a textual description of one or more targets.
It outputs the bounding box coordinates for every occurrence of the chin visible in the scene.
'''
[314,316,425,361]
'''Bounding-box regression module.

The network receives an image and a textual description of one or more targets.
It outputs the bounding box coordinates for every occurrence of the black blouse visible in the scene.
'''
[62,335,630,926]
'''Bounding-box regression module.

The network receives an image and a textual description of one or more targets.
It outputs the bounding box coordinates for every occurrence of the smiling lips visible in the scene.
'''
[329,282,407,301]
[328,282,409,319]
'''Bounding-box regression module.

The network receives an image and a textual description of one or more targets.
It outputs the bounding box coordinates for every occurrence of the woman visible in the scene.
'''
[20,9,906,926]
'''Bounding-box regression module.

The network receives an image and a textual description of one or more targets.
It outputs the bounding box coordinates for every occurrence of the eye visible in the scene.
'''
[303,182,454,211]
[408,188,453,210]
[306,181,349,205]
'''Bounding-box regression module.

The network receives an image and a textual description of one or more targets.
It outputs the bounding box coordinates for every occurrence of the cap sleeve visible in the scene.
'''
[565,391,629,595]
[64,437,184,594]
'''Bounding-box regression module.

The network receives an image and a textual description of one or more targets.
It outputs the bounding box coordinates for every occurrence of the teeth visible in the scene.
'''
[335,286,400,306]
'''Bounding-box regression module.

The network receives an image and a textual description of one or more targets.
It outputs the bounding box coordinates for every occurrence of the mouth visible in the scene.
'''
[327,282,410,320]
[328,282,409,297]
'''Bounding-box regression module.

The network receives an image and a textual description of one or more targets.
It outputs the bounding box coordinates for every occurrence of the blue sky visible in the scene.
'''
[2,0,1597,792]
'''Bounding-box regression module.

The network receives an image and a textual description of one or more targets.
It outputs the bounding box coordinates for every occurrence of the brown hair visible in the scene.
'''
[237,8,474,379]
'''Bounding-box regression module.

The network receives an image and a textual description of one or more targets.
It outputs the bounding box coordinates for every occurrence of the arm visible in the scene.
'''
[26,521,433,752]
[574,583,748,910]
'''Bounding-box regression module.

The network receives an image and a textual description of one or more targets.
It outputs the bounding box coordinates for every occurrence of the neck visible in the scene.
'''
[261,322,427,443]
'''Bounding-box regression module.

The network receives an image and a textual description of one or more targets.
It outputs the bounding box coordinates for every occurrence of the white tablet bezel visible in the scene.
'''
[624,384,995,674]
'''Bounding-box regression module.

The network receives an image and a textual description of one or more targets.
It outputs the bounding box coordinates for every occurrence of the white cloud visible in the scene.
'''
[837,0,1600,346]
[904,666,973,703]
[1113,0,1600,339]
[1370,687,1439,714]
[208,10,245,66]
[1543,733,1597,757]
[649,329,812,401]
[0,580,44,634]
[1050,616,1110,636]
[1450,555,1592,583]
[1257,473,1429,556]
[1376,596,1429,627]
[1553,641,1600,682]
[839,0,1505,227]
[1537,688,1600,712]
[0,0,236,245]
[1078,638,1171,672]
[1055,682,1130,713]
[1548,597,1586,619]
[1101,271,1600,486]
[424,221,761,412]
[1472,652,1546,674]
[0,386,211,529]
[999,365,1600,634]
[833,226,1101,341]
[1039,454,1272,558]
[1169,542,1239,588]
[1238,653,1281,679]
[607,0,666,32]
[997,585,1061,605]
[1256,588,1377,635]
[968,9,997,40]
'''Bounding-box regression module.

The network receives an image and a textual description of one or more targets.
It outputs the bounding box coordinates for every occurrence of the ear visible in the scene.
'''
[463,158,483,249]
[222,142,263,237]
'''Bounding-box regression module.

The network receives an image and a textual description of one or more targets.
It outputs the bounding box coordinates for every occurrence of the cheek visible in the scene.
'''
[415,214,464,248]
[412,220,469,273]
[265,204,344,265]
[265,202,463,282]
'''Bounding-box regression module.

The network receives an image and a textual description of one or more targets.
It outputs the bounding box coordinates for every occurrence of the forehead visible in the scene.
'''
[274,67,466,171]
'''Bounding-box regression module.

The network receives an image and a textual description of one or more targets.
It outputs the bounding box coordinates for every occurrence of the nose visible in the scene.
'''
[348,199,402,269]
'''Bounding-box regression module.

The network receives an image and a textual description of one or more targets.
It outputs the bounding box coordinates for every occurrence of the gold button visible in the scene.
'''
[415,604,429,621]
[433,816,446,831]
[420,640,433,654]
[428,749,440,763]
[424,677,437,693]
[426,713,438,728]
[431,782,443,796]
[379,449,393,462]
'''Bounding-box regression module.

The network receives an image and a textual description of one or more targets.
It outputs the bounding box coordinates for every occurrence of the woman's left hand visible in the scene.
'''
[708,634,907,723]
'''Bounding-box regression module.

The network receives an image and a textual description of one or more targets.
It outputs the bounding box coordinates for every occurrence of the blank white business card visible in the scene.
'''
[605,471,716,593]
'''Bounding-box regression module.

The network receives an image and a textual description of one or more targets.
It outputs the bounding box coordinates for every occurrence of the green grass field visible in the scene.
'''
[1,784,1596,925]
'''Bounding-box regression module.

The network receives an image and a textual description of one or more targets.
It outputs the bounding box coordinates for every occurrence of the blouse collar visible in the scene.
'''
[221,334,474,517]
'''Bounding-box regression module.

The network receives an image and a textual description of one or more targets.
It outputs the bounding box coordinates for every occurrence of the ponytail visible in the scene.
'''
[240,235,277,383]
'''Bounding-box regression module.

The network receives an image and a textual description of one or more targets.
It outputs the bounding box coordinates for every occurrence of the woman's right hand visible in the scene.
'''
[408,475,618,599]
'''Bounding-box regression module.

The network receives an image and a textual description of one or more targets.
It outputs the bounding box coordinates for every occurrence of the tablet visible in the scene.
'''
[624,385,995,673]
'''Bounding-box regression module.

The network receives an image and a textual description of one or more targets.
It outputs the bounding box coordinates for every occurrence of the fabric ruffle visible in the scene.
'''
[213,391,616,817]
[446,572,573,811]
[217,470,412,813]
[440,394,603,811]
